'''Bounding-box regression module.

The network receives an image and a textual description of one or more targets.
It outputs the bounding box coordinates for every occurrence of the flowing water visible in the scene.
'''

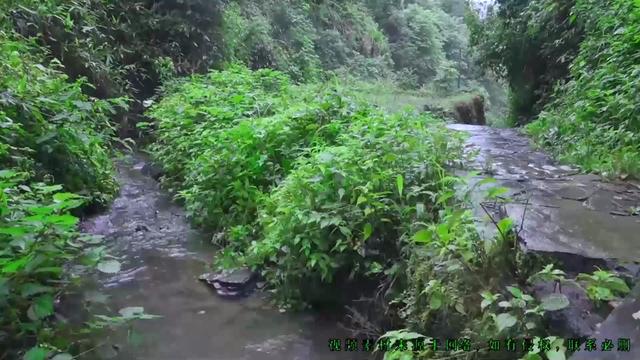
[79,153,368,360]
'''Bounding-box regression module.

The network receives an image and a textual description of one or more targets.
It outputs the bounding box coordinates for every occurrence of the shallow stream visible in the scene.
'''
[79,153,367,360]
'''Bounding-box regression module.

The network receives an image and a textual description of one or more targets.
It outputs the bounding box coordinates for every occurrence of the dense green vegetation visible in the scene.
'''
[1,0,638,358]
[147,68,469,306]
[471,0,640,177]
[0,37,121,205]
[0,33,134,359]
[149,67,633,360]
[527,0,640,178]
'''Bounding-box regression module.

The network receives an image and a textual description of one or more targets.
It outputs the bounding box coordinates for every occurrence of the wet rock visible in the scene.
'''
[199,268,257,297]
[141,162,164,180]
[532,281,604,338]
[135,224,150,232]
[557,186,592,202]
[569,283,640,360]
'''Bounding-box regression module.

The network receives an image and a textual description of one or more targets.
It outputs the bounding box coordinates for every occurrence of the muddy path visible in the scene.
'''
[80,153,367,360]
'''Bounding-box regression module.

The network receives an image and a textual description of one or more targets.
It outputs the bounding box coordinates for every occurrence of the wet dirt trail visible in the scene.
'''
[80,153,367,360]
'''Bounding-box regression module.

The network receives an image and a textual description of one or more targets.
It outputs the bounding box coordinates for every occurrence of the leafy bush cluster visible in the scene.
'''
[147,66,292,188]
[0,25,126,359]
[0,36,121,205]
[250,111,466,305]
[527,0,640,178]
[179,87,372,232]
[0,170,109,358]
[147,66,468,306]
[383,199,631,360]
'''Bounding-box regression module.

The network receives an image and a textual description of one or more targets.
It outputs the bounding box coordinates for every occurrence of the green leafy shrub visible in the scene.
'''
[247,111,467,305]
[179,86,371,233]
[577,269,631,303]
[527,0,640,178]
[0,37,120,204]
[148,66,292,187]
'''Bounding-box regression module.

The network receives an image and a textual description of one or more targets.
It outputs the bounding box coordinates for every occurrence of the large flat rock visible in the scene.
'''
[448,124,640,263]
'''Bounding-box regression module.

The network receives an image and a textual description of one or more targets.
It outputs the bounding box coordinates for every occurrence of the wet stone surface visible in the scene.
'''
[199,268,258,297]
[569,283,640,360]
[448,124,640,263]
[531,281,604,339]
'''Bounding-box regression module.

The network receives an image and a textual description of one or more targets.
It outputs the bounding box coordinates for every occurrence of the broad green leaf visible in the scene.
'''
[21,283,53,297]
[23,347,49,360]
[119,306,144,319]
[396,175,404,197]
[480,298,492,310]
[605,278,631,294]
[97,260,121,274]
[28,294,54,320]
[495,313,517,332]
[34,184,63,194]
[53,192,83,202]
[506,286,523,299]
[363,223,373,240]
[0,170,17,179]
[413,229,432,243]
[541,293,570,311]
[47,214,79,226]
[487,186,508,199]
[429,295,442,310]
[0,226,27,236]
[546,338,567,360]
[2,255,31,273]
[497,218,514,235]
[477,177,497,186]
